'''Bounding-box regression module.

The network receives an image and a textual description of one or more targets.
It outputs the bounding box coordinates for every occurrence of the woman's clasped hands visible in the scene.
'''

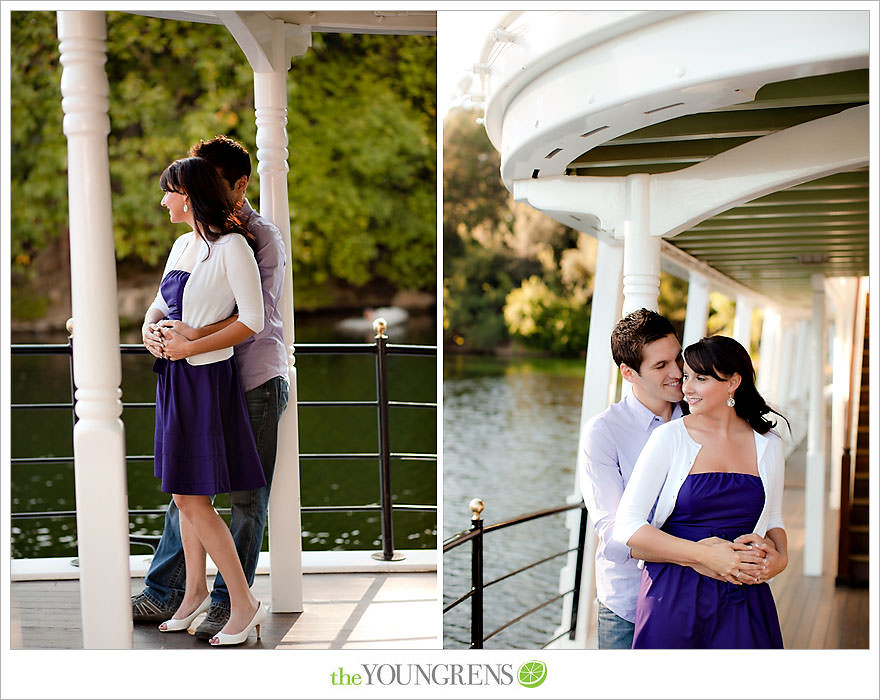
[142,319,197,361]
[693,535,771,585]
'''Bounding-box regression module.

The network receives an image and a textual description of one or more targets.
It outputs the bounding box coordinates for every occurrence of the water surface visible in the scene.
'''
[443,354,584,649]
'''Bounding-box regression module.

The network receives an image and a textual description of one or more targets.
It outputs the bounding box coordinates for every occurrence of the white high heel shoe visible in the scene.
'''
[209,601,268,646]
[158,595,212,633]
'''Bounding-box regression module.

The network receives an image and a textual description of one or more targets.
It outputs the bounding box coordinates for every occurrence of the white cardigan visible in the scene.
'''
[149,231,264,366]
[613,419,785,549]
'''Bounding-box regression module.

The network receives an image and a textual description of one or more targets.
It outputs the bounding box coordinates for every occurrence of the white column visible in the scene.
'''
[733,294,755,352]
[778,322,797,406]
[804,274,827,576]
[254,19,303,612]
[827,278,857,509]
[621,174,660,315]
[682,272,710,348]
[58,10,132,648]
[757,308,782,404]
[558,238,623,647]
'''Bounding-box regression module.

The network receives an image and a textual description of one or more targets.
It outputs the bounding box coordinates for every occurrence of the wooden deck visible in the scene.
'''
[7,442,869,651]
[767,442,869,649]
[10,571,439,650]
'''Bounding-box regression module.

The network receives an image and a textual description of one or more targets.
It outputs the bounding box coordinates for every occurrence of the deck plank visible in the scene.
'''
[766,443,869,649]
[10,572,439,650]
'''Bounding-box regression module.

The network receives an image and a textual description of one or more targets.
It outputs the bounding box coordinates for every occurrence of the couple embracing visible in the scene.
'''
[582,309,789,649]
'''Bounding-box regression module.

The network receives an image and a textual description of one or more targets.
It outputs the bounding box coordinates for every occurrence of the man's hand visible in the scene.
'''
[156,319,197,340]
[142,322,164,359]
[160,328,192,361]
[735,533,787,583]
[694,536,766,584]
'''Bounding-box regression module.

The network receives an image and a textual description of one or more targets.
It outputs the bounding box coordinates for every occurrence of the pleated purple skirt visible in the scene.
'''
[633,472,783,649]
[152,270,266,495]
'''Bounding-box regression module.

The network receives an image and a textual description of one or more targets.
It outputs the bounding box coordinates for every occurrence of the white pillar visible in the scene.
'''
[58,10,132,648]
[682,272,710,348]
[779,322,797,406]
[254,19,303,612]
[804,274,827,576]
[557,238,623,647]
[733,294,755,352]
[757,308,782,404]
[621,174,660,315]
[827,279,858,509]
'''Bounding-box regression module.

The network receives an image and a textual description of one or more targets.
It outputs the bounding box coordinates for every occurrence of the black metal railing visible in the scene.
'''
[10,329,437,561]
[443,499,589,648]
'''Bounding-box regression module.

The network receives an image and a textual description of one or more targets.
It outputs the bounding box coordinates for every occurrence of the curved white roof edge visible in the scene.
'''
[480,10,869,188]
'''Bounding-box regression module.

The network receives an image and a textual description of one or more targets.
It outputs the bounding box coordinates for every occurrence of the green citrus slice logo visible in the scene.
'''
[517,660,547,688]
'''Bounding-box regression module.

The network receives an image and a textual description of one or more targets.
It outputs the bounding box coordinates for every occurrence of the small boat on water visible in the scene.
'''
[335,306,409,335]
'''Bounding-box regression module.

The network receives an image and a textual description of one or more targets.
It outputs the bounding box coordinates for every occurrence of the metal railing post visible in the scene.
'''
[469,498,485,649]
[67,319,77,428]
[372,318,404,561]
[568,504,588,639]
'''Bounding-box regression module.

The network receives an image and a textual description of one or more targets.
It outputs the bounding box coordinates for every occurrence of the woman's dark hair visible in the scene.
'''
[684,335,789,435]
[159,156,256,256]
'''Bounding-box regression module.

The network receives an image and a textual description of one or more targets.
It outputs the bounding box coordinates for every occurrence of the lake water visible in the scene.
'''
[10,310,437,559]
[442,354,585,649]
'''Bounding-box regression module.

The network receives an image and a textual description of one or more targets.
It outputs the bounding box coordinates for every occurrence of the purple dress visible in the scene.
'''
[633,472,783,648]
[152,270,266,495]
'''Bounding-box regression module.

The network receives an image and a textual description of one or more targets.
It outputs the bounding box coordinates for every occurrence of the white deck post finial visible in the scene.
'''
[57,9,132,649]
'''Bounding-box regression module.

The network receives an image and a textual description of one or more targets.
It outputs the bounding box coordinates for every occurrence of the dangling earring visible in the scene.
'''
[183,203,188,213]
[727,394,736,408]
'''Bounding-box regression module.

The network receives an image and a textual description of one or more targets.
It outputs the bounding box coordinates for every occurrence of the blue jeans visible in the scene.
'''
[597,602,635,649]
[143,375,289,607]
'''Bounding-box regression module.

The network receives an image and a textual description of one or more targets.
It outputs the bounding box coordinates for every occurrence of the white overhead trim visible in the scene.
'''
[483,10,868,186]
[128,10,436,35]
[651,105,869,238]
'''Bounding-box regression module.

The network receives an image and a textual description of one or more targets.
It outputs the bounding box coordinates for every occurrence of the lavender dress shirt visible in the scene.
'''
[580,393,684,623]
[234,200,288,392]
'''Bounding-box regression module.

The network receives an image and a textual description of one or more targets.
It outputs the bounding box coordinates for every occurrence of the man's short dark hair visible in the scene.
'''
[610,308,678,371]
[189,135,251,189]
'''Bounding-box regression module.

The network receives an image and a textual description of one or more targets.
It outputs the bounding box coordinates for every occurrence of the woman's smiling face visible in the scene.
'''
[161,189,189,225]
[682,361,738,414]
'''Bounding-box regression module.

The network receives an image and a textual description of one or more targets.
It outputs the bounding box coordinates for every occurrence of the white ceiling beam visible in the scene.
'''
[651,105,868,239]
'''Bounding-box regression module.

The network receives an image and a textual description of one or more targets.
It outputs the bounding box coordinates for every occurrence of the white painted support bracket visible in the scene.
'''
[218,11,311,74]
[511,175,626,242]
[57,9,132,649]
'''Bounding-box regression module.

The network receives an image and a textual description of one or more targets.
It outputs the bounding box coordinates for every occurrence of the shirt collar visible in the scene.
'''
[624,392,683,431]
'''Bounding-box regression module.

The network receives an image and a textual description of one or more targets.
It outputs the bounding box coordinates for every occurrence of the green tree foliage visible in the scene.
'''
[10,11,436,315]
[443,107,593,354]
[504,276,590,355]
[287,33,436,304]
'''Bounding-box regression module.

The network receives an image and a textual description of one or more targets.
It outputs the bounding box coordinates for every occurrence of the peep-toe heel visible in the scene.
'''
[209,601,268,647]
[158,595,212,633]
